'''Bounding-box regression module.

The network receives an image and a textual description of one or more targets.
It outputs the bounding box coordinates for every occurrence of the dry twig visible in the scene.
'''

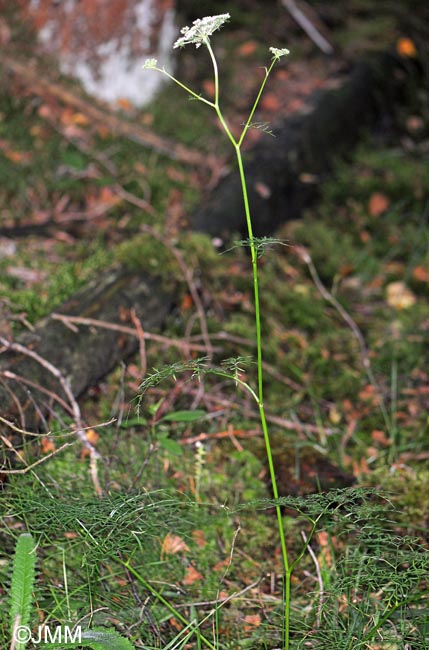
[0,436,73,474]
[281,0,334,54]
[50,313,219,353]
[301,529,324,627]
[0,336,102,495]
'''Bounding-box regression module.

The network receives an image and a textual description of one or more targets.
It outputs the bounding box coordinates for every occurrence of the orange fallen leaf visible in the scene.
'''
[317,531,329,547]
[169,617,183,631]
[243,614,261,630]
[180,293,193,311]
[212,558,230,572]
[40,437,56,453]
[352,457,370,476]
[368,192,389,217]
[412,265,429,283]
[358,384,380,405]
[202,79,215,99]
[85,429,100,445]
[183,565,203,585]
[38,104,53,119]
[192,530,206,548]
[71,112,90,125]
[237,40,258,57]
[371,430,391,447]
[116,98,133,111]
[99,186,121,206]
[7,150,31,163]
[396,37,417,58]
[260,92,281,112]
[161,533,190,556]
[366,446,379,458]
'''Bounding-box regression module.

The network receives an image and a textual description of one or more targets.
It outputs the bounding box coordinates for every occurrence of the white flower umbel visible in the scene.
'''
[142,58,158,69]
[269,47,290,60]
[173,13,230,49]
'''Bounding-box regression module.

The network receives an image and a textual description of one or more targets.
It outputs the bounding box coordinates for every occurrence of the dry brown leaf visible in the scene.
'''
[202,79,216,99]
[237,40,258,57]
[371,430,391,447]
[212,558,230,572]
[71,112,90,125]
[412,265,429,283]
[116,98,133,111]
[40,437,56,453]
[161,533,190,556]
[192,530,206,548]
[396,37,417,58]
[260,92,281,112]
[183,565,203,585]
[85,429,100,445]
[368,192,389,217]
[243,614,261,630]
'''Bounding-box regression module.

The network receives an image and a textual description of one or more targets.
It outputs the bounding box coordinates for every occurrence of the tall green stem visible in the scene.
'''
[205,39,291,648]
[151,40,293,649]
[235,145,291,648]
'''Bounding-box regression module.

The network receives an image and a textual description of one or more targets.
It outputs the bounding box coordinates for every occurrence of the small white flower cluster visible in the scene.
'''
[269,47,290,60]
[142,58,158,69]
[173,13,230,49]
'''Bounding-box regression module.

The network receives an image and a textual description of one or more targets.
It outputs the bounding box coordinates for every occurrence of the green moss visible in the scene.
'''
[292,219,360,282]
[116,233,177,277]
[368,467,429,537]
[0,239,112,325]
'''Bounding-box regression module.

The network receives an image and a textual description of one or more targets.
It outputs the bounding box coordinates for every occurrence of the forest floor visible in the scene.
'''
[1,2,429,648]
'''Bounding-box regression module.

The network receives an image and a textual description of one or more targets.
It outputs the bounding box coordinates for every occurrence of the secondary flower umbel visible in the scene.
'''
[269,47,290,60]
[173,13,230,49]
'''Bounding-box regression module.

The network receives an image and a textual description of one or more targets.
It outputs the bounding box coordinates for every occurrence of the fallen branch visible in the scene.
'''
[0,336,102,495]
[0,54,217,171]
[50,313,220,353]
[281,0,334,55]
[0,437,73,474]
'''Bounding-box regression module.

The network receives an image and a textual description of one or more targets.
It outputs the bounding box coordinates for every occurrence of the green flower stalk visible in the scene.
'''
[143,15,293,648]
